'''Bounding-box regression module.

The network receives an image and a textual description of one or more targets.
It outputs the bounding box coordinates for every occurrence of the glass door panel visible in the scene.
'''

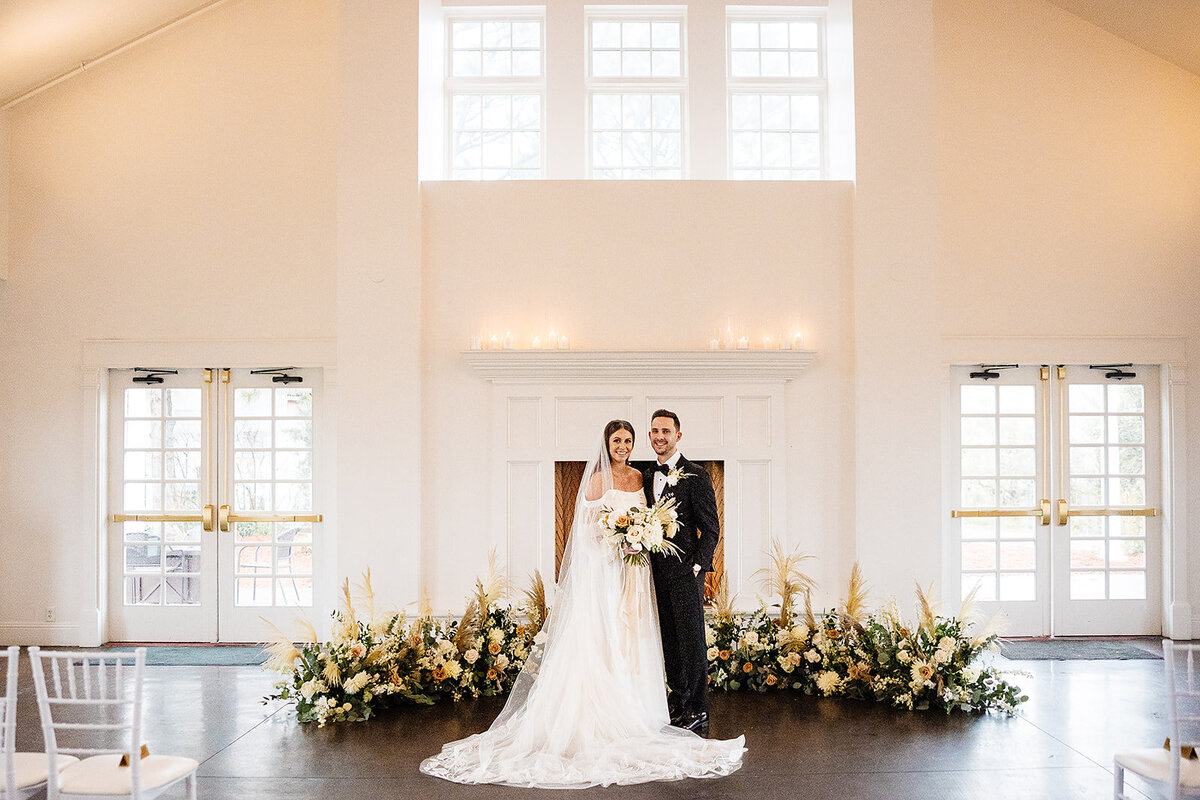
[1055,365,1161,635]
[107,369,217,642]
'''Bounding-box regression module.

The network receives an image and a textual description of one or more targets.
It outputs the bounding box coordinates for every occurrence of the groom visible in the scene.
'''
[643,409,720,736]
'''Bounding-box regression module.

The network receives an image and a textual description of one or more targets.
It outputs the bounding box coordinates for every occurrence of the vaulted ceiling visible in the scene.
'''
[2,0,1199,108]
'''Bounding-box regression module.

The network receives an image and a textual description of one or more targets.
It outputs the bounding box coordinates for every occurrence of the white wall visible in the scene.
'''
[933,0,1200,632]
[420,180,856,608]
[1,0,1198,642]
[0,0,338,641]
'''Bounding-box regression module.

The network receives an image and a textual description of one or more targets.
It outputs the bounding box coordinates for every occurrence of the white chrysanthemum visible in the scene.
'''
[342,671,369,694]
[705,626,716,647]
[791,623,810,643]
[816,671,841,695]
[445,661,463,679]
[488,628,504,644]
[805,649,821,663]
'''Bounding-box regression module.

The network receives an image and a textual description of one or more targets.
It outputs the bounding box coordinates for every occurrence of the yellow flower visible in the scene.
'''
[765,674,779,686]
[742,662,754,674]
[432,667,447,681]
[719,650,731,660]
[488,642,502,655]
[486,669,498,681]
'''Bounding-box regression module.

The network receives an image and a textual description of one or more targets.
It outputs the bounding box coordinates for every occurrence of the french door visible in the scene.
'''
[107,367,324,642]
[951,364,1161,636]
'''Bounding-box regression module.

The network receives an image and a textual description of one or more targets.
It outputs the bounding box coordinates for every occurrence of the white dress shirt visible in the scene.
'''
[653,450,683,502]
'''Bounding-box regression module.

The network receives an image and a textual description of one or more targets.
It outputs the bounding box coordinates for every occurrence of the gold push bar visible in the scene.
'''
[1055,498,1157,526]
[218,505,323,531]
[952,499,1051,526]
[112,504,215,532]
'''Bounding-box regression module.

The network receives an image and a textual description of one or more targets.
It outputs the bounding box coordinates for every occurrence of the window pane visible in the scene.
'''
[593,21,620,48]
[652,21,680,48]
[622,21,651,47]
[730,22,758,48]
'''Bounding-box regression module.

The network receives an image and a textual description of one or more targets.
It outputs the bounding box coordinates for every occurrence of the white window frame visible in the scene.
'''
[443,6,548,180]
[584,5,689,179]
[725,6,829,180]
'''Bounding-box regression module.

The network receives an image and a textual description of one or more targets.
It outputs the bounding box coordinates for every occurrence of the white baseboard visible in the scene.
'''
[0,623,82,647]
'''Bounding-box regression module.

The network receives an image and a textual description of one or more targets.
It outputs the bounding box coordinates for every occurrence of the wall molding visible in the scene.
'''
[462,349,817,384]
[0,623,81,647]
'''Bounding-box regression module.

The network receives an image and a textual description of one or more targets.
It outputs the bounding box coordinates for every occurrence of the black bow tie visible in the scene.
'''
[654,463,672,475]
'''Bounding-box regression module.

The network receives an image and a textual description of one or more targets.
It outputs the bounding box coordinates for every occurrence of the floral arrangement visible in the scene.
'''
[598,497,684,566]
[264,546,1027,724]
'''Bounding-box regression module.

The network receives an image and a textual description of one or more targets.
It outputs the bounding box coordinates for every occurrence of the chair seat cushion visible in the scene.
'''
[57,754,198,795]
[1115,747,1200,787]
[5,752,79,791]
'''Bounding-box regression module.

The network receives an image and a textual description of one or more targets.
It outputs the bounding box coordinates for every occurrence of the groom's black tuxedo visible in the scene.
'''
[643,455,720,720]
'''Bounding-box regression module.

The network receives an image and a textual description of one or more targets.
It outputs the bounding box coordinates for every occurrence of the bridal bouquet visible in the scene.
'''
[598,497,684,567]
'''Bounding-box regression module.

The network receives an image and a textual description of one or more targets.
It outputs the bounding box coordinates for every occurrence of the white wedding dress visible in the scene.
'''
[420,486,746,788]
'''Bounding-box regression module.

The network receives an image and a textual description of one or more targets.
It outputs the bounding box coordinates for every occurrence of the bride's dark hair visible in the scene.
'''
[603,419,635,444]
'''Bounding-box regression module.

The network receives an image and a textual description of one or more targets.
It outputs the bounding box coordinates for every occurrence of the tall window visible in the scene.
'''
[726,10,826,179]
[586,8,687,179]
[445,10,546,179]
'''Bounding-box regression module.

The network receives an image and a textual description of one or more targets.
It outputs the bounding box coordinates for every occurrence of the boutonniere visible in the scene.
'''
[665,466,689,487]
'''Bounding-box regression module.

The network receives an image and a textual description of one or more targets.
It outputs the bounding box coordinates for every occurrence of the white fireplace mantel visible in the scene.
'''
[461,349,816,383]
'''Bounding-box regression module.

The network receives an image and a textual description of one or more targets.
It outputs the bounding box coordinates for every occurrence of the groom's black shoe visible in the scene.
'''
[680,711,709,736]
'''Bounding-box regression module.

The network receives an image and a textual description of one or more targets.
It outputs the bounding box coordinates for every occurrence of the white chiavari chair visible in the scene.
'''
[28,648,197,800]
[2,646,77,799]
[1115,640,1200,800]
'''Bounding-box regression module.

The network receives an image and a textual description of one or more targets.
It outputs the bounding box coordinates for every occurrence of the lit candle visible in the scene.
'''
[793,332,803,349]
[723,325,735,349]
[558,335,569,349]
[503,331,513,350]
[737,336,749,350]
[780,336,792,350]
[763,336,772,349]
[469,335,482,350]
[709,338,719,350]
[488,334,499,350]
[532,336,542,350]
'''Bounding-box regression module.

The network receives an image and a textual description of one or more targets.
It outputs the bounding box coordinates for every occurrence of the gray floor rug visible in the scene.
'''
[104,646,266,666]
[999,638,1161,660]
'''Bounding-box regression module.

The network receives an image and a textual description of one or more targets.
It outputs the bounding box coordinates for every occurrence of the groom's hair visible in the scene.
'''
[650,409,680,431]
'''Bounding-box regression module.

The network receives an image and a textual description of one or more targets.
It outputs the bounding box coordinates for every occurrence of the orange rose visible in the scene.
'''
[486,669,498,680]
[515,626,526,637]
[719,650,731,660]
[742,662,754,674]
[766,674,779,686]
[488,642,502,655]
[432,667,447,681]
[828,629,842,639]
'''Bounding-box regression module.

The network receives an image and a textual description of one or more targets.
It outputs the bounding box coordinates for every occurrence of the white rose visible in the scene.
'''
[938,636,956,651]
[743,631,760,647]
[962,666,981,684]
[805,649,821,663]
[300,680,318,700]
[348,642,366,660]
[463,649,480,664]
[933,649,950,664]
[707,646,719,660]
[495,654,510,670]
[897,650,912,664]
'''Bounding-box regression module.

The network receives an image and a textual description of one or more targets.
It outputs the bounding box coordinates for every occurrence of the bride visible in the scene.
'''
[420,420,746,788]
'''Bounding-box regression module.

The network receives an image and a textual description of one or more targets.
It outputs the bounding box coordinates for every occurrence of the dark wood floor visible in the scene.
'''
[6,650,1170,799]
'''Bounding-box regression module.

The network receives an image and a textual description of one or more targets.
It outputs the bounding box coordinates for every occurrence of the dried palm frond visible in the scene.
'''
[956,582,982,626]
[970,607,1009,648]
[453,597,480,653]
[295,612,320,645]
[339,578,356,621]
[354,568,377,626]
[475,549,509,616]
[915,581,940,636]
[753,540,817,624]
[418,586,434,620]
[322,657,342,687]
[259,618,300,672]
[713,573,737,624]
[839,562,869,627]
[802,589,817,632]
[521,570,548,636]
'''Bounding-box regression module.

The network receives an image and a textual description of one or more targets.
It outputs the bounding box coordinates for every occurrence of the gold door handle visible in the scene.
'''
[952,500,1051,526]
[227,513,324,524]
[219,504,230,532]
[113,512,205,524]
[202,504,215,532]
[1057,499,1156,526]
